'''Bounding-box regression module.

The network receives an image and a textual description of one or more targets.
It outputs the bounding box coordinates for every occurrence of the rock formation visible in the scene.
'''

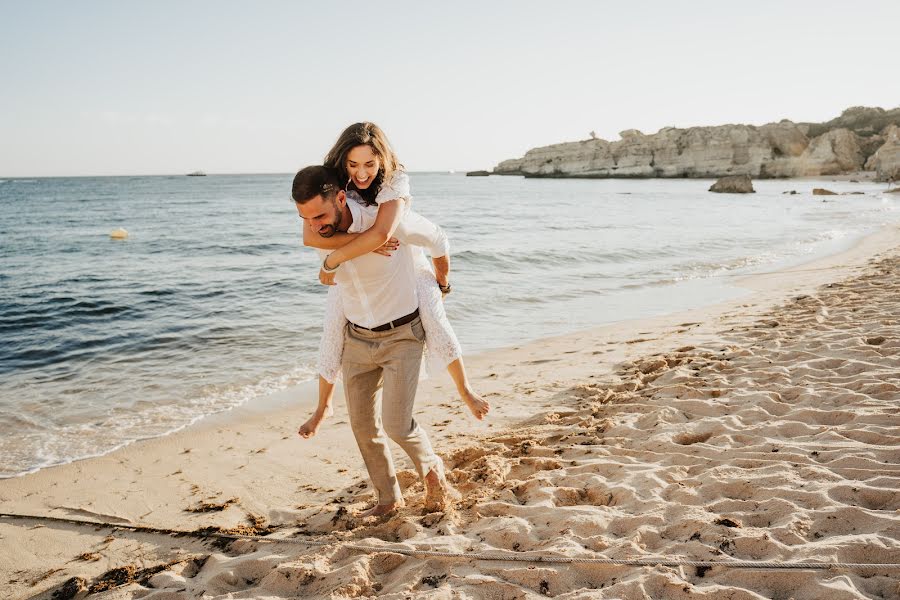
[493,107,900,180]
[802,106,900,138]
[709,175,755,193]
[865,124,900,182]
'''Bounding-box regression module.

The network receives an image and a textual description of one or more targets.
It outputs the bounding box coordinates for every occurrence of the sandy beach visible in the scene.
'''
[2,224,899,600]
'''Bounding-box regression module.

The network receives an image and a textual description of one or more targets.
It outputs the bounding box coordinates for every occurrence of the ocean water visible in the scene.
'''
[1,174,897,477]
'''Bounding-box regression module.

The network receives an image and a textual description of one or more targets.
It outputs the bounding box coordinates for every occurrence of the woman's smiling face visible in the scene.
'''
[346,145,380,190]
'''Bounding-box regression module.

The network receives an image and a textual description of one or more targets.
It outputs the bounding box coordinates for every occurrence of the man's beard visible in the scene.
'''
[317,200,343,238]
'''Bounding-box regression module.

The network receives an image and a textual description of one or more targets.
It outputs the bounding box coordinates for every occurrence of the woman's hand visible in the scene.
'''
[372,237,400,256]
[319,268,337,285]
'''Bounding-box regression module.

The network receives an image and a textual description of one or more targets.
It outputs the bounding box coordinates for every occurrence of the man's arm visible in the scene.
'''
[432,255,449,287]
[392,209,451,286]
[394,210,449,258]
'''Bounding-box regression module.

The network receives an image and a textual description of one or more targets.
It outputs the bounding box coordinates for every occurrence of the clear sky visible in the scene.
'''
[2,1,898,177]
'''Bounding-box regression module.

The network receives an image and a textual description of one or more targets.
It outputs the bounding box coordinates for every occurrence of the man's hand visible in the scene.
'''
[319,268,337,285]
[372,237,400,257]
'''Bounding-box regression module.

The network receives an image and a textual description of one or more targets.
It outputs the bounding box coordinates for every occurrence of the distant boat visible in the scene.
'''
[186,171,206,177]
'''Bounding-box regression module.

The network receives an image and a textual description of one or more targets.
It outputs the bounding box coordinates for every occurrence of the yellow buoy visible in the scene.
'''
[110,228,129,240]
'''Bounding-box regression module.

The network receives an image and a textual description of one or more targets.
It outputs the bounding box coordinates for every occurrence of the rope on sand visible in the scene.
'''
[3,512,899,571]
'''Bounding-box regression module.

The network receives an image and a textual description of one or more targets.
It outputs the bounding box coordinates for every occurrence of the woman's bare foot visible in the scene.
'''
[297,407,330,439]
[461,389,489,420]
[356,500,403,518]
[424,465,461,513]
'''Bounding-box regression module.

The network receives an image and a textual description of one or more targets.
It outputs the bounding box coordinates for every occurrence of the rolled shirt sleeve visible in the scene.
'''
[393,210,449,258]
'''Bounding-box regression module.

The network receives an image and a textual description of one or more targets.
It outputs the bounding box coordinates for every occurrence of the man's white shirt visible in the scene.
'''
[317,200,448,329]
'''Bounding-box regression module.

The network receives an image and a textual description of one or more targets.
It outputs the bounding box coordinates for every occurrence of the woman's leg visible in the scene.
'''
[300,286,346,438]
[446,358,489,420]
[414,259,489,420]
[298,376,335,439]
[317,285,347,383]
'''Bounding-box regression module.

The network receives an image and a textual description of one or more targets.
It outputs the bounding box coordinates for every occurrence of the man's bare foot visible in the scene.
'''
[356,501,402,518]
[424,465,461,513]
[298,407,331,439]
[461,389,489,420]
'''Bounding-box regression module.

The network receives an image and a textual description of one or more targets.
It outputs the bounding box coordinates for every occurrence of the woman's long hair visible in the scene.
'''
[323,122,401,205]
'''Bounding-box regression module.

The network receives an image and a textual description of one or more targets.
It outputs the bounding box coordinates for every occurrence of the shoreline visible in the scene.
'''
[2,216,888,481]
[1,222,895,481]
[1,224,898,599]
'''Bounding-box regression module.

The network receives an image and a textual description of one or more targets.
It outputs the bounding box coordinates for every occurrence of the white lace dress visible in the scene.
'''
[316,172,462,383]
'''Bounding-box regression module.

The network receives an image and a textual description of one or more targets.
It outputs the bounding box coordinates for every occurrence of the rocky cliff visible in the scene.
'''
[865,124,900,182]
[494,106,900,181]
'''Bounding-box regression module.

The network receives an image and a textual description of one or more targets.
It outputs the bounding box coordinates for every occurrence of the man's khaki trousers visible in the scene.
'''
[341,316,440,506]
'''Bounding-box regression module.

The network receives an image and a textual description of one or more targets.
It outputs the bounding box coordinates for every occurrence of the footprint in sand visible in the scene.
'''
[828,485,900,511]
[673,431,714,446]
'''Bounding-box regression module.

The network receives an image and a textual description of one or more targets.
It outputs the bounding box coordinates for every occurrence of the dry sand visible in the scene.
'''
[1,226,899,600]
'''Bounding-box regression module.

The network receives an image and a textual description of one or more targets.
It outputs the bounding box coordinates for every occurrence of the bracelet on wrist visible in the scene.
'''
[438,282,451,294]
[322,255,340,273]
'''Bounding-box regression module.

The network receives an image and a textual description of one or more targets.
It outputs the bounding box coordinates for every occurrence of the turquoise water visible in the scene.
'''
[1,173,897,477]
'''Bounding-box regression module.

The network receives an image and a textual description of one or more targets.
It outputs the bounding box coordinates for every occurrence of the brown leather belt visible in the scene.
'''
[352,308,420,332]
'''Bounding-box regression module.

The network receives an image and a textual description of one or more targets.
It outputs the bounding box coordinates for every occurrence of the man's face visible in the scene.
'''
[297,192,344,238]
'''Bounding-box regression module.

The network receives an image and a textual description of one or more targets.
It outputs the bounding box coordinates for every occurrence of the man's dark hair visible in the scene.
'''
[291,165,341,204]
